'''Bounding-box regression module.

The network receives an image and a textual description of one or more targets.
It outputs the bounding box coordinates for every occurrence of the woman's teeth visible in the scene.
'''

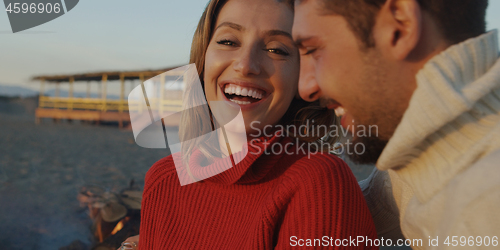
[224,84,264,100]
[230,100,252,105]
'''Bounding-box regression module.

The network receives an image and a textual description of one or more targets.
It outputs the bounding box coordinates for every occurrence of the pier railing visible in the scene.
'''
[38,96,183,113]
[33,66,186,127]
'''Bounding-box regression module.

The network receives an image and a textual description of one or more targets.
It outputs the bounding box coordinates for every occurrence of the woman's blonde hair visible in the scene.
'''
[180,0,341,168]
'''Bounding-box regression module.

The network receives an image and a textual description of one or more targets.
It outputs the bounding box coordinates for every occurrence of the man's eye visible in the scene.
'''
[267,48,290,56]
[216,39,236,46]
[302,47,317,55]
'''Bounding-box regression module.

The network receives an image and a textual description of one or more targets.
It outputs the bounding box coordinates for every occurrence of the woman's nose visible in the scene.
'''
[233,47,261,76]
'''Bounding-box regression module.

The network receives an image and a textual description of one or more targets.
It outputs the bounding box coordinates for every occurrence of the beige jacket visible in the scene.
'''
[362,30,500,249]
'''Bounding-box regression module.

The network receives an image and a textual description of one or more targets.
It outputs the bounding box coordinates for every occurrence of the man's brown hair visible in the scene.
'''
[299,0,488,47]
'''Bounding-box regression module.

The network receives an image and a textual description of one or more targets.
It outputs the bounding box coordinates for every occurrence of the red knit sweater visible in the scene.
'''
[139,133,378,249]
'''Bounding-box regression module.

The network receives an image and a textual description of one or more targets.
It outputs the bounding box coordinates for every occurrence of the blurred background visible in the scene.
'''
[1,0,499,249]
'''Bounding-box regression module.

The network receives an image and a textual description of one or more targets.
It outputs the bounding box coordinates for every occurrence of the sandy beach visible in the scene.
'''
[0,97,172,249]
[0,96,378,250]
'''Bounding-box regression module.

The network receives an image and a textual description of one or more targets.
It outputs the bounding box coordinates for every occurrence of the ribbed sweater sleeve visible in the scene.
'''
[275,155,378,249]
[138,155,176,250]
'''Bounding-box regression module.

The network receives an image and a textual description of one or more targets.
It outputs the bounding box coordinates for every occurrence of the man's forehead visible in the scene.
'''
[293,0,309,5]
[291,0,320,41]
[278,0,310,7]
[298,0,323,7]
[293,0,324,15]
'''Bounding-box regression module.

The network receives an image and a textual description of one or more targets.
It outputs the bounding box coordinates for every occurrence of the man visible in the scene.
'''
[291,0,500,247]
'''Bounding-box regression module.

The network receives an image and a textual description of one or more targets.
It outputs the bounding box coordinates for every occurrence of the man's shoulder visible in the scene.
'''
[450,148,500,193]
[441,124,500,202]
[432,149,500,237]
[438,148,500,218]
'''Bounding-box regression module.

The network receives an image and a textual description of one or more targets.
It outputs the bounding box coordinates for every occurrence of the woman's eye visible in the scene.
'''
[267,48,289,56]
[216,39,236,46]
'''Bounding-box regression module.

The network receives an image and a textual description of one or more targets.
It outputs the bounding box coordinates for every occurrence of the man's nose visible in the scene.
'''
[298,58,321,102]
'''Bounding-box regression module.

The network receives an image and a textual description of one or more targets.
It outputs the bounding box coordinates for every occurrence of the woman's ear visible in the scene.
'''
[372,0,422,61]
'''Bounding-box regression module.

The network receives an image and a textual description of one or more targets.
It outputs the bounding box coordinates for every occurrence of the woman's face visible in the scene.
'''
[204,0,299,134]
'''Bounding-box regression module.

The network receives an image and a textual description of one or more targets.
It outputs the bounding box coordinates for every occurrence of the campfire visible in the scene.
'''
[75,180,142,250]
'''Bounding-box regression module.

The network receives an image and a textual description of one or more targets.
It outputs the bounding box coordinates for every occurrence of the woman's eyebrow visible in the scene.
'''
[265,30,293,40]
[215,22,291,40]
[215,22,244,31]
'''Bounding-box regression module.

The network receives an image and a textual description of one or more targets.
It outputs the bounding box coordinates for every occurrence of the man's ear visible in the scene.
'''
[372,0,422,60]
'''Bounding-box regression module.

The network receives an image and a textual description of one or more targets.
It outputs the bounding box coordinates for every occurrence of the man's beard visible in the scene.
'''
[346,132,388,164]
[344,49,392,164]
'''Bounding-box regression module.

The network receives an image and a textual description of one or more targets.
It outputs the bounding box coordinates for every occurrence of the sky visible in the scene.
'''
[1,0,500,95]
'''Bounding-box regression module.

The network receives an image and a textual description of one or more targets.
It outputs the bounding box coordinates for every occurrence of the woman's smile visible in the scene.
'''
[218,80,269,108]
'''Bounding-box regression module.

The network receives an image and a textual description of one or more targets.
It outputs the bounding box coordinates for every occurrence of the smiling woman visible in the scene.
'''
[203,0,299,133]
[128,0,378,249]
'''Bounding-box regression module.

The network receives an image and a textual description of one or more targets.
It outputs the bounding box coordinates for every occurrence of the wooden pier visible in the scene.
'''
[33,66,185,128]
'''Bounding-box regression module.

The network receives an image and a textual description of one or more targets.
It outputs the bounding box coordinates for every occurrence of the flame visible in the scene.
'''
[111,221,124,235]
[111,217,129,235]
